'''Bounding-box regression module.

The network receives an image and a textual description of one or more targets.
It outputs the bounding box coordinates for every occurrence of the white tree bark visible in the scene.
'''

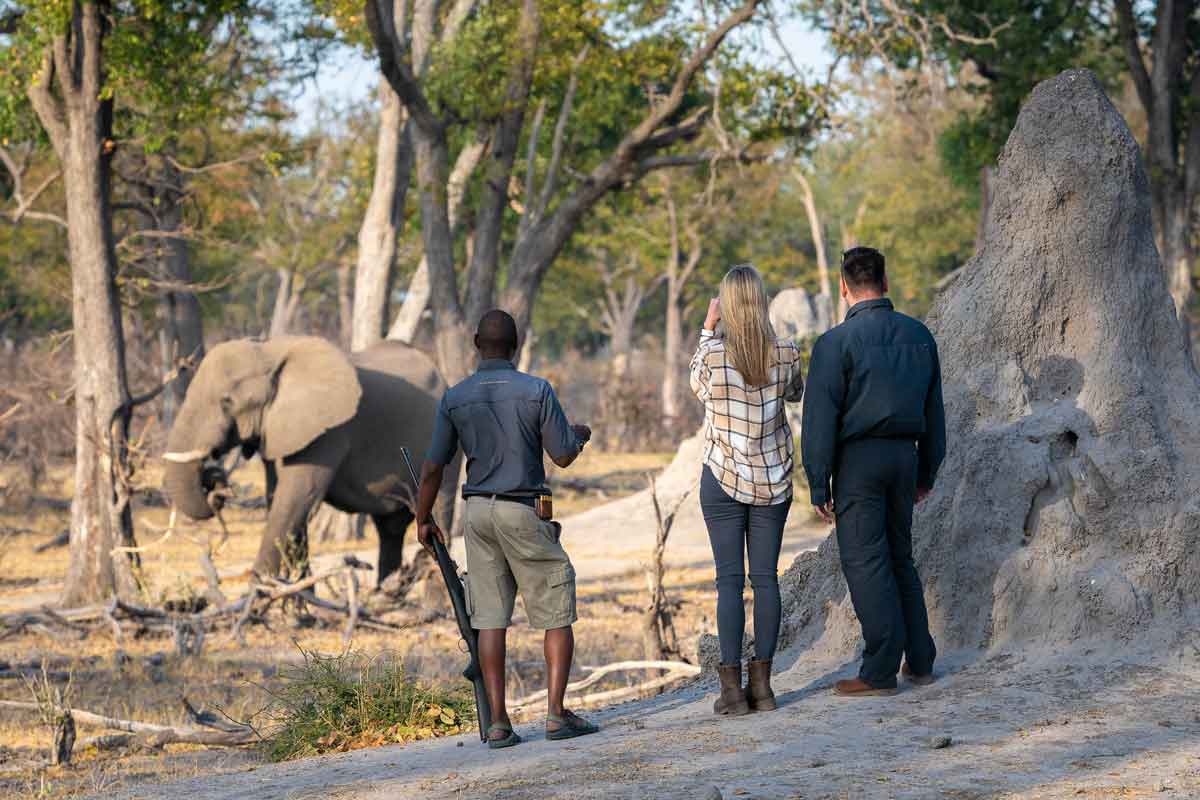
[794,168,834,332]
[269,269,302,338]
[351,83,411,352]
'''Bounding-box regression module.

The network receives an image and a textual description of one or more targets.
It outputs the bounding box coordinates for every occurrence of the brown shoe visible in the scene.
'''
[834,678,898,697]
[901,663,935,686]
[714,663,751,716]
[745,659,777,712]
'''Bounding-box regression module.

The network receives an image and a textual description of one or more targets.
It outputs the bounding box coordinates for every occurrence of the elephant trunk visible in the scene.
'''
[162,457,216,520]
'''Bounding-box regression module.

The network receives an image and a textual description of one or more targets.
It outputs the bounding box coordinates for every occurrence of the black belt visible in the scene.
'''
[465,493,538,509]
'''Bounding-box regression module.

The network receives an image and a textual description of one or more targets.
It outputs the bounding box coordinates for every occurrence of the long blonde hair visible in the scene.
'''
[718,264,776,387]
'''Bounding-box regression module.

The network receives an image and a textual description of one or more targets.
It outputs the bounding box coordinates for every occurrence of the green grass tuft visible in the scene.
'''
[261,647,476,762]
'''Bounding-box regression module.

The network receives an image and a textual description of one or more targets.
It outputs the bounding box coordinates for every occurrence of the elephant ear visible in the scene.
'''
[261,337,362,461]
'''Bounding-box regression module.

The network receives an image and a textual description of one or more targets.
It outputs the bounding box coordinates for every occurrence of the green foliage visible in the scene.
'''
[0,0,269,145]
[261,648,476,762]
[800,0,1122,186]
[810,81,978,313]
[0,219,70,335]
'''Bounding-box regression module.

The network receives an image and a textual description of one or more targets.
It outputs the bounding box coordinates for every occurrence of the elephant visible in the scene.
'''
[161,335,457,584]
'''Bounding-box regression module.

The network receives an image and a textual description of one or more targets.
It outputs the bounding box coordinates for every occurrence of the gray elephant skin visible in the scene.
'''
[162,336,456,583]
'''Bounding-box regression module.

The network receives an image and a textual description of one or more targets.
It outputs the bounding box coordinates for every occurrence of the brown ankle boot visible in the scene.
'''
[745,659,777,712]
[714,663,750,716]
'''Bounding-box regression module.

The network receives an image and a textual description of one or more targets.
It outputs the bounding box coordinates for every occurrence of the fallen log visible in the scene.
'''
[0,698,256,747]
[510,660,699,710]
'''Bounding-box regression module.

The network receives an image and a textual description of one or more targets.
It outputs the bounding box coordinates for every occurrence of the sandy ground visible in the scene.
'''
[10,451,1200,800]
[102,644,1200,800]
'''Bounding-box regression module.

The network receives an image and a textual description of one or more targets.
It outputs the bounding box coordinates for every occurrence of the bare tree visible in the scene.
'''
[643,474,694,661]
[1114,0,1200,344]
[597,251,660,376]
[268,268,305,338]
[112,154,204,429]
[249,139,353,339]
[351,81,412,352]
[660,177,704,426]
[792,168,836,329]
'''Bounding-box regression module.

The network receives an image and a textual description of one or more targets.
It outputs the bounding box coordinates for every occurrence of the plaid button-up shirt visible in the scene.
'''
[689,330,805,505]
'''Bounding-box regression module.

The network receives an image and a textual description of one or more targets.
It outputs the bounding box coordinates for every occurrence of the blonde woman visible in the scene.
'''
[690,264,805,716]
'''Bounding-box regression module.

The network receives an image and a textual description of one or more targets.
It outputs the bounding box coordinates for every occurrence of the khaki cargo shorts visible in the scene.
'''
[463,497,577,630]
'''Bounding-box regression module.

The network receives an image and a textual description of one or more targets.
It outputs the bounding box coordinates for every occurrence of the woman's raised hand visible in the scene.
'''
[703,297,722,331]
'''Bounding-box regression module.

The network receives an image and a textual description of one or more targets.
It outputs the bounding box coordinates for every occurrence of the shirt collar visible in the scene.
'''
[845,297,894,321]
[477,358,516,372]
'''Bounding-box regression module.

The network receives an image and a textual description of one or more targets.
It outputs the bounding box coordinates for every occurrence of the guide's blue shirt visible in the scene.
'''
[426,358,581,498]
[800,298,947,507]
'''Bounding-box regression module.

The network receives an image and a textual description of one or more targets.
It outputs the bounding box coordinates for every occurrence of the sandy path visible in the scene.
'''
[103,645,1200,800]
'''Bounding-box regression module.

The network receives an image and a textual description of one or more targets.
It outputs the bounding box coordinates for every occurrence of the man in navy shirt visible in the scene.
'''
[415,310,598,747]
[802,247,946,696]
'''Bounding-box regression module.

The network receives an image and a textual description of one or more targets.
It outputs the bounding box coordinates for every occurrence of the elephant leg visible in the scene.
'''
[373,508,414,586]
[253,442,343,580]
[264,460,278,506]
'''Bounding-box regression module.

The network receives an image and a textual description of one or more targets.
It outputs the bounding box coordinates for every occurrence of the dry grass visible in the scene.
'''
[0,449,704,799]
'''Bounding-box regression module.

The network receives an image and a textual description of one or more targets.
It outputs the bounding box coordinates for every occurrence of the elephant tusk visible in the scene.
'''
[162,449,210,463]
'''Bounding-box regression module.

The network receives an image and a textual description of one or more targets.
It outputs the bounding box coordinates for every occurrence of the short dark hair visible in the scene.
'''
[841,247,886,291]
[475,309,519,355]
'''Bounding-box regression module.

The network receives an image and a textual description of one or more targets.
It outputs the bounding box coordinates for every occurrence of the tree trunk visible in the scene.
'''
[156,163,204,430]
[463,0,539,327]
[661,186,702,425]
[269,269,302,338]
[795,169,834,331]
[1153,182,1194,345]
[337,260,353,349]
[1114,0,1197,349]
[27,5,142,605]
[387,135,487,344]
[411,125,474,382]
[352,83,411,352]
[388,259,430,344]
[662,288,682,422]
[517,325,536,373]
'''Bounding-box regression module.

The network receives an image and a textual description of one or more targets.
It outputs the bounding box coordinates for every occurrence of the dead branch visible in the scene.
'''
[0,557,396,647]
[343,569,360,647]
[509,660,699,710]
[644,474,696,661]
[78,733,138,752]
[0,402,21,427]
[32,530,69,553]
[0,144,67,229]
[510,660,700,711]
[0,699,255,746]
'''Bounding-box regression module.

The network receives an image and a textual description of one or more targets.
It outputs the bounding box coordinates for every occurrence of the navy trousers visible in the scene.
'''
[700,466,792,665]
[834,438,936,688]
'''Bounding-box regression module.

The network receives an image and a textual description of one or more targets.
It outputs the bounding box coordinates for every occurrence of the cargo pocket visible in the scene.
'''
[463,574,475,620]
[547,563,577,621]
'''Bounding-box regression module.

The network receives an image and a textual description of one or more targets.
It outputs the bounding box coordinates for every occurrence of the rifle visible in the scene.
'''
[399,448,492,743]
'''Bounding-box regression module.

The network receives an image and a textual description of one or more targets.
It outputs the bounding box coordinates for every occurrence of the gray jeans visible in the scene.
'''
[700,466,792,665]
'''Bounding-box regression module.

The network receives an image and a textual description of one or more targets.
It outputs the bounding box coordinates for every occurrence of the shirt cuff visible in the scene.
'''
[809,485,830,507]
[700,329,716,339]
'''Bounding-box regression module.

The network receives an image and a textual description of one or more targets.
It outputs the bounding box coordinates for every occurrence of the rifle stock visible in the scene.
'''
[401,449,493,743]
